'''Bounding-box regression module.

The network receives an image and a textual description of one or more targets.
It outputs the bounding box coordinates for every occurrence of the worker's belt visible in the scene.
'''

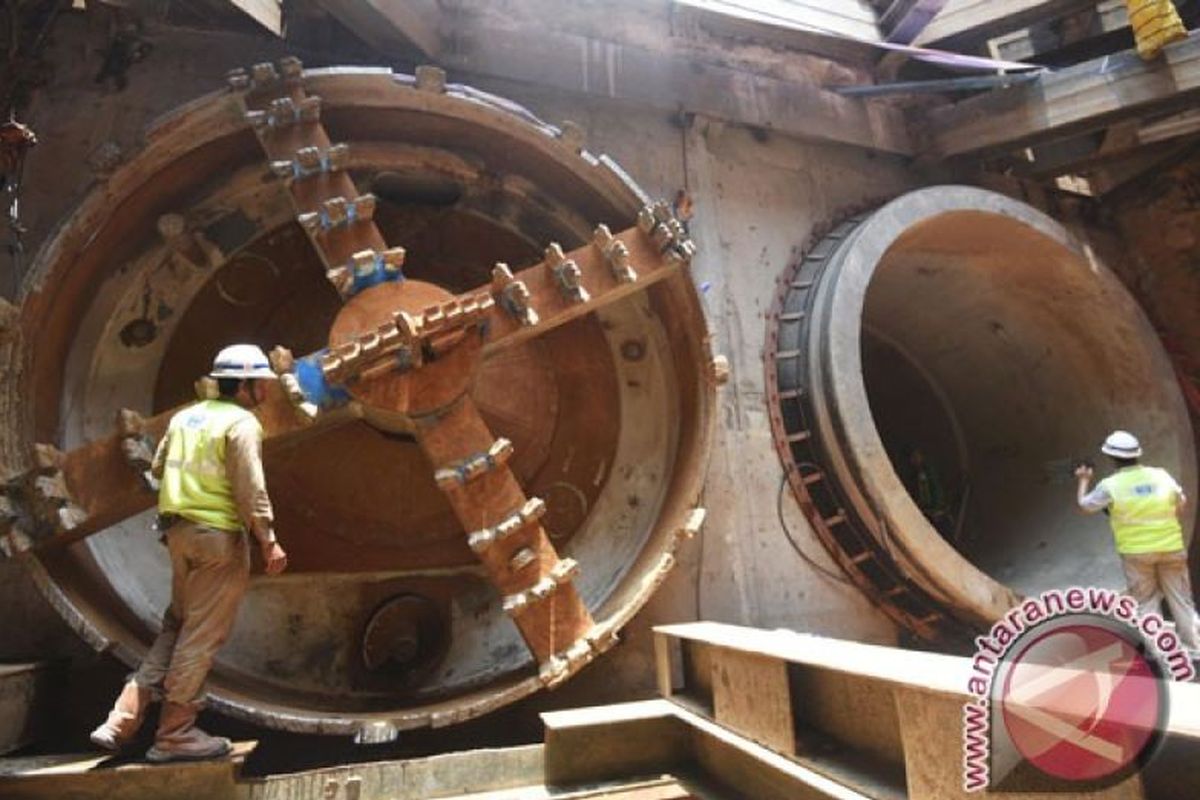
[155,513,236,535]
[156,512,183,531]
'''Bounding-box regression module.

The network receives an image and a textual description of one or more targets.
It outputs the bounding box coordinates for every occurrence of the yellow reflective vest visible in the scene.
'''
[158,399,257,532]
[1098,465,1185,555]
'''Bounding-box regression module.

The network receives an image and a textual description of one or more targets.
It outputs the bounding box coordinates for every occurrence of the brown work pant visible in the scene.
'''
[1121,550,1200,651]
[133,520,250,705]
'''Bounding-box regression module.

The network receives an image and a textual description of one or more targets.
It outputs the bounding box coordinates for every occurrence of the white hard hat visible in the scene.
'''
[210,344,277,380]
[1101,430,1142,459]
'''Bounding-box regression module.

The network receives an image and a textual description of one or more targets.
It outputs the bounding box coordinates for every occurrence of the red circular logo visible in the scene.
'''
[1001,623,1163,782]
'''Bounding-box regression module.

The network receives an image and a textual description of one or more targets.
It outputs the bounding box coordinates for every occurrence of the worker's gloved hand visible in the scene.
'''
[1074,464,1094,480]
[261,541,288,575]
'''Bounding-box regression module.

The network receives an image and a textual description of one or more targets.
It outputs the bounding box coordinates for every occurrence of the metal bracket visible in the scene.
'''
[4,445,87,549]
[538,624,619,689]
[491,263,538,327]
[467,497,547,553]
[270,347,320,420]
[227,56,303,93]
[412,292,495,340]
[116,409,159,492]
[245,96,321,131]
[324,246,406,298]
[501,558,579,617]
[509,547,537,571]
[637,202,697,266]
[321,323,407,385]
[318,292,494,388]
[593,224,637,284]
[0,490,31,558]
[414,65,446,93]
[269,143,350,182]
[434,438,515,491]
[297,194,377,236]
[544,243,589,304]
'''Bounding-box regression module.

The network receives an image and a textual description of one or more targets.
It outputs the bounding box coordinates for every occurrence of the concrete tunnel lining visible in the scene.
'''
[807,187,1197,628]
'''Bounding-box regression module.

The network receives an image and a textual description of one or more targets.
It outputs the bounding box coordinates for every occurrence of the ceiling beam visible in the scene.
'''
[441,23,914,155]
[924,31,1200,159]
[671,0,882,65]
[991,0,1130,63]
[879,0,951,44]
[313,0,441,58]
[913,0,1098,50]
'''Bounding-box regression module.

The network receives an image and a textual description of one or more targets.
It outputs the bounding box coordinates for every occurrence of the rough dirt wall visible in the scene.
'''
[0,17,910,732]
[1102,155,1200,406]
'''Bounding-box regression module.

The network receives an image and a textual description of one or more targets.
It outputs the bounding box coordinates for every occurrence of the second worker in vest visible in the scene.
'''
[1075,430,1197,655]
[89,344,288,761]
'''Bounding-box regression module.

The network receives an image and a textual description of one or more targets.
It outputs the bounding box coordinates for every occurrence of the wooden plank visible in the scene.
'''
[0,663,54,756]
[679,704,877,800]
[992,0,1130,63]
[442,23,913,155]
[0,741,251,800]
[657,622,966,696]
[312,0,440,57]
[926,31,1200,158]
[913,0,1098,49]
[541,699,690,787]
[879,0,951,44]
[654,631,676,700]
[710,647,796,756]
[228,0,282,36]
[672,0,883,64]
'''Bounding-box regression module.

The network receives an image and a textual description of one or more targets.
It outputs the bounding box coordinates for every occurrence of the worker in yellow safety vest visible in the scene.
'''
[90,344,288,762]
[1076,430,1197,653]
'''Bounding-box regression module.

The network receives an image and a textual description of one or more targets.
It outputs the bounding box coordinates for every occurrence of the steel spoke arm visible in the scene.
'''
[482,206,696,355]
[0,382,359,555]
[414,395,611,686]
[305,206,697,405]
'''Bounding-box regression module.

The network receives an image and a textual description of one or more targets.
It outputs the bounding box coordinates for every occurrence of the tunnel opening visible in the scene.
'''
[862,331,967,550]
[769,188,1196,637]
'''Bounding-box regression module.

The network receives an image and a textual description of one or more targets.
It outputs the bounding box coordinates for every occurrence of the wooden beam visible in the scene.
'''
[442,24,914,155]
[913,0,1098,50]
[672,0,883,64]
[313,0,441,58]
[926,31,1200,158]
[991,0,1129,63]
[879,0,951,44]
[227,0,282,35]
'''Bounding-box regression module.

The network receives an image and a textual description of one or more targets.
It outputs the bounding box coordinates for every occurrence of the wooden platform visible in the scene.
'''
[5,623,1197,798]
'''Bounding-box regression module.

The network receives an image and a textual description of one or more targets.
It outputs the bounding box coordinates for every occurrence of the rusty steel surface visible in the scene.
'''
[765,187,1197,636]
[1,65,717,737]
[765,210,961,642]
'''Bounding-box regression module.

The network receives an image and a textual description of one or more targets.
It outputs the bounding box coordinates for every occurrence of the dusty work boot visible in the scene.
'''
[145,701,231,762]
[89,680,154,751]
